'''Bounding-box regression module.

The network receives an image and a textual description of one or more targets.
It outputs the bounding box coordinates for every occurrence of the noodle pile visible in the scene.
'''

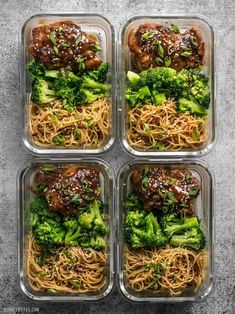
[128,100,207,151]
[27,235,107,293]
[125,245,207,296]
[29,98,111,148]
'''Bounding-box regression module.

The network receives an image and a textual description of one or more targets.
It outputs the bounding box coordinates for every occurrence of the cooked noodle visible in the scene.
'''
[128,100,207,151]
[27,234,107,293]
[125,245,207,296]
[29,98,111,148]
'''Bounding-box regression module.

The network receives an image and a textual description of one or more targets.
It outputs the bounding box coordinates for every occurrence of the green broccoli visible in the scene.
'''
[124,210,167,248]
[90,235,106,250]
[127,71,141,88]
[90,199,107,236]
[27,59,46,78]
[76,89,107,105]
[31,78,57,104]
[63,218,82,245]
[178,98,208,116]
[81,76,110,92]
[125,86,151,106]
[160,214,200,239]
[170,228,206,250]
[152,91,166,105]
[87,63,109,83]
[34,221,66,247]
[78,212,93,229]
[124,193,144,211]
[44,70,60,79]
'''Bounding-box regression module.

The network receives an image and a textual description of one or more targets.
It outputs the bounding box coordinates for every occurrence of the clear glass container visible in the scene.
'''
[118,15,216,157]
[117,159,214,302]
[17,158,115,301]
[20,13,116,155]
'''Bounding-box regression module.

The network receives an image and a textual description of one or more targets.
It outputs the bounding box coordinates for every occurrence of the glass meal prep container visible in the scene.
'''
[117,159,214,302]
[17,158,114,301]
[20,13,115,155]
[118,15,216,157]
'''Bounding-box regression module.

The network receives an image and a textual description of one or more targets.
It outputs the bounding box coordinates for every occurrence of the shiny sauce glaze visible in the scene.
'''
[128,23,204,71]
[28,21,102,70]
[33,165,100,214]
[131,167,201,214]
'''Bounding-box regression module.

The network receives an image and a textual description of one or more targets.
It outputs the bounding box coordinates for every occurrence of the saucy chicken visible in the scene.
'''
[131,167,201,214]
[33,166,100,214]
[28,21,102,70]
[128,23,204,71]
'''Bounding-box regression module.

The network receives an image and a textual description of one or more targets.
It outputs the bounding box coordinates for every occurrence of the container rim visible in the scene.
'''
[19,12,116,156]
[116,158,215,302]
[17,157,115,301]
[117,13,217,158]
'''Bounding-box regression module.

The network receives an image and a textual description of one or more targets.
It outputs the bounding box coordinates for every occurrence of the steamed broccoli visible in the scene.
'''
[90,199,107,235]
[178,98,208,116]
[160,214,200,239]
[76,89,107,105]
[63,218,82,245]
[124,193,144,211]
[170,227,206,250]
[124,210,167,248]
[125,67,210,114]
[78,212,93,230]
[81,76,110,92]
[27,59,46,78]
[87,63,109,83]
[31,78,57,104]
[34,221,66,247]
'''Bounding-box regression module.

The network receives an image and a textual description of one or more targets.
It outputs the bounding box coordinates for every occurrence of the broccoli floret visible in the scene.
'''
[90,235,106,250]
[178,98,208,116]
[81,76,110,92]
[90,199,107,236]
[127,71,140,88]
[143,213,167,247]
[78,212,93,229]
[139,67,176,90]
[34,221,66,247]
[125,86,151,106]
[152,91,166,105]
[124,193,144,211]
[27,60,46,78]
[30,196,48,213]
[76,89,107,105]
[31,78,57,104]
[124,210,167,248]
[161,214,200,239]
[63,218,82,245]
[87,63,109,83]
[170,228,206,250]
[44,70,60,79]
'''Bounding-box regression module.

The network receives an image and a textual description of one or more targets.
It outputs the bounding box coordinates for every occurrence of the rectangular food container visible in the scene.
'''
[20,13,116,155]
[117,159,214,302]
[17,158,114,301]
[118,15,216,157]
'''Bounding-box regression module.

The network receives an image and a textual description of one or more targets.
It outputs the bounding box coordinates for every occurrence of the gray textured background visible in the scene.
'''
[0,0,235,313]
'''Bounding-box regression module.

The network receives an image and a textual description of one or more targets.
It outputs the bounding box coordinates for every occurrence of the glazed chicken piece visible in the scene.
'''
[28,21,102,70]
[131,167,201,214]
[33,165,100,214]
[128,23,204,71]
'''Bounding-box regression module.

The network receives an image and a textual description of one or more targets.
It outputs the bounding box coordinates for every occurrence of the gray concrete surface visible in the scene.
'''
[0,0,234,313]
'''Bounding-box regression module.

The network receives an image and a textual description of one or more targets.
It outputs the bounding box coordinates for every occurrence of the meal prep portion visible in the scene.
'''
[125,22,211,152]
[26,164,110,294]
[27,21,111,149]
[123,166,208,296]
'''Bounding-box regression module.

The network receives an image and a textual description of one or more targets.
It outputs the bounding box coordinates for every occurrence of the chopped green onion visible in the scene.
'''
[156,57,163,65]
[92,44,102,52]
[192,128,200,141]
[52,134,65,145]
[141,32,154,40]
[168,44,175,55]
[181,50,192,57]
[75,35,82,47]
[171,23,180,33]
[189,187,200,196]
[189,35,198,46]
[74,128,80,139]
[164,56,171,67]
[53,45,59,55]
[49,32,57,45]
[58,26,64,35]
[158,44,164,58]
[151,141,165,151]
